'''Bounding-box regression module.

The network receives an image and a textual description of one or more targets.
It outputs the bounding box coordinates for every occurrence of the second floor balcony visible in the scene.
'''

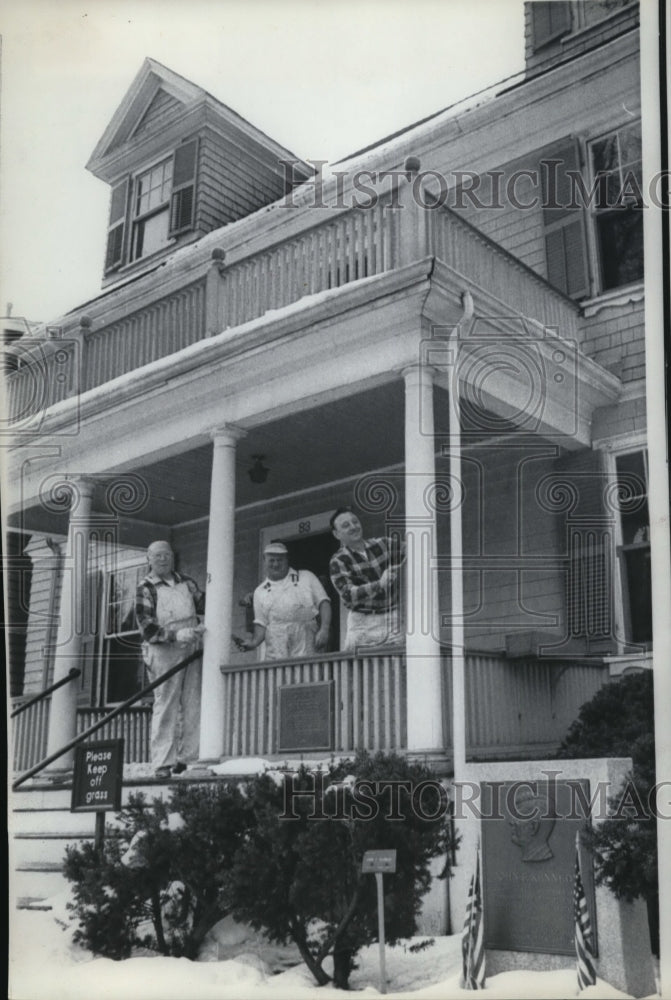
[4,168,583,428]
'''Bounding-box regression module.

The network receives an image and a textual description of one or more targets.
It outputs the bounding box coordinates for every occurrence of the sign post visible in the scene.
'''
[362,849,397,995]
[71,739,124,851]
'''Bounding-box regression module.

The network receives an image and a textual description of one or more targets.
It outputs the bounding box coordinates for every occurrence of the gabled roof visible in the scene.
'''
[86,58,310,181]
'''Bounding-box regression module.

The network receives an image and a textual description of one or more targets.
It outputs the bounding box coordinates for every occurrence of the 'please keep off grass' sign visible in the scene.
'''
[71,739,124,813]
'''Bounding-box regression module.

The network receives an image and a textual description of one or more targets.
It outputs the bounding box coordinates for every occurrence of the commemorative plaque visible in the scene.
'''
[278,681,334,752]
[480,779,597,955]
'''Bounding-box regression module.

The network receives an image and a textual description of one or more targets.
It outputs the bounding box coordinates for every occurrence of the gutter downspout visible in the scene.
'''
[450,289,473,783]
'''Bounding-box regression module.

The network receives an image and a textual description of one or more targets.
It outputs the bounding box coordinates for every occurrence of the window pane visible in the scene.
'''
[615,451,646,481]
[596,209,643,289]
[591,135,619,174]
[615,450,648,543]
[134,208,170,259]
[582,0,632,28]
[621,548,652,644]
[618,126,642,168]
[106,565,143,635]
[105,634,145,702]
[135,159,172,218]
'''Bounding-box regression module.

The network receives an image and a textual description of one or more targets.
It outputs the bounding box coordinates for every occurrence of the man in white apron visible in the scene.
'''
[135,540,205,777]
[237,542,331,660]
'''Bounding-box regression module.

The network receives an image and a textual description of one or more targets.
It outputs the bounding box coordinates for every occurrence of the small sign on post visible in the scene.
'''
[71,739,124,850]
[362,849,397,994]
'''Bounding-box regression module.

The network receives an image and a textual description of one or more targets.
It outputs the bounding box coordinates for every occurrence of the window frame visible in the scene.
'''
[104,138,199,276]
[604,442,651,651]
[571,0,637,34]
[585,120,644,296]
[94,559,148,706]
[130,154,175,263]
[531,2,572,51]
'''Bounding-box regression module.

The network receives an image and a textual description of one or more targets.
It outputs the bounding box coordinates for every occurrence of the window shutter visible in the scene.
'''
[540,140,589,298]
[567,532,612,639]
[169,138,198,235]
[531,2,571,50]
[105,177,129,273]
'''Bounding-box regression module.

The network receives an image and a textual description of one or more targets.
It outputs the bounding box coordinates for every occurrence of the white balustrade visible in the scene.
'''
[220,647,407,757]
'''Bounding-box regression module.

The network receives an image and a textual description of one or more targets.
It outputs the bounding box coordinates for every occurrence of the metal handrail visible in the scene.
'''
[12,648,201,790]
[10,667,81,718]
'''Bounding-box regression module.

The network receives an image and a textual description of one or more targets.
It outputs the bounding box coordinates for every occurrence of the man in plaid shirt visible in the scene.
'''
[329,507,404,650]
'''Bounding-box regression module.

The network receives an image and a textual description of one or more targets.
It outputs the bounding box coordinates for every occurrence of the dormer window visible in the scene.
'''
[104,137,198,275]
[132,157,173,260]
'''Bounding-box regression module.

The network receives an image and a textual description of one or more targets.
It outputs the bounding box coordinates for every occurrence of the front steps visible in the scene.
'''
[10,774,193,908]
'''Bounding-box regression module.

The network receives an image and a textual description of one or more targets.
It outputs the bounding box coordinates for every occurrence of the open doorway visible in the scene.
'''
[282,532,341,652]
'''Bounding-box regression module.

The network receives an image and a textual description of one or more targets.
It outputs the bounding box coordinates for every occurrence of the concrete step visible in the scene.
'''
[11,808,117,835]
[11,867,68,903]
[10,772,231,906]
[16,898,54,911]
[12,834,95,869]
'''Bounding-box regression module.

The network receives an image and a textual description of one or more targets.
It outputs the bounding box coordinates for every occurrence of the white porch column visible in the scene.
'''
[45,477,95,773]
[447,345,467,781]
[199,425,246,762]
[403,364,443,751]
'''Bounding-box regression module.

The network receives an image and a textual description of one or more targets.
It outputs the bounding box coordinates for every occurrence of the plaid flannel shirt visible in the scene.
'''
[329,537,403,613]
[135,571,205,643]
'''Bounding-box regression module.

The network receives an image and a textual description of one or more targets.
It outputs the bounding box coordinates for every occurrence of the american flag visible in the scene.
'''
[574,833,597,991]
[461,843,486,990]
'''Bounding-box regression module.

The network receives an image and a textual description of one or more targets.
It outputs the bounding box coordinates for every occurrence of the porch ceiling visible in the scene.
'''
[12,381,534,534]
[117,381,408,525]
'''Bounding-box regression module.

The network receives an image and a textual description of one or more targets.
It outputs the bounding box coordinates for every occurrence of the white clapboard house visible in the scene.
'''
[6,1,650,904]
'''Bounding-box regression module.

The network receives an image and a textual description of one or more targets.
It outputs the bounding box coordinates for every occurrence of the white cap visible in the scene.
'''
[264,541,289,556]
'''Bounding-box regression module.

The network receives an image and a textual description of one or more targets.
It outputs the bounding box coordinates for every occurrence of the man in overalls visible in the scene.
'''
[237,541,331,659]
[135,540,205,778]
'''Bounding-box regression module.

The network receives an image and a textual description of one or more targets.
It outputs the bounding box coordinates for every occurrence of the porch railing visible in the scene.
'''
[220,646,407,757]
[11,700,152,772]
[76,706,152,763]
[442,650,608,758]
[428,205,579,338]
[12,698,50,773]
[4,185,581,423]
[4,279,207,423]
[12,648,610,771]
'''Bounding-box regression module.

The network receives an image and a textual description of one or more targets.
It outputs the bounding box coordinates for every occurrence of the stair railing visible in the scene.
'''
[10,668,81,718]
[12,649,201,791]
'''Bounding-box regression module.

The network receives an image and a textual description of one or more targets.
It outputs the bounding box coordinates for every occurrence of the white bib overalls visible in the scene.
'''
[142,581,202,768]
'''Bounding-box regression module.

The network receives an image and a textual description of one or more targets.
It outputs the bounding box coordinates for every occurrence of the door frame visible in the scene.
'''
[259,511,345,648]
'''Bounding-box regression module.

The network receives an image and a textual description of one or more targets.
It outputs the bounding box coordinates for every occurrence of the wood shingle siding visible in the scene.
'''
[133,89,183,139]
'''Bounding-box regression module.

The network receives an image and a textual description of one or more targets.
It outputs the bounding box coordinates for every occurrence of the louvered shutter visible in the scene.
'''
[169,138,198,235]
[567,530,612,640]
[105,178,129,273]
[540,140,589,298]
[531,2,571,50]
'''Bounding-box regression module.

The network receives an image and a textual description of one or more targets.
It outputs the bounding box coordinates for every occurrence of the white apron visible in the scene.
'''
[262,574,318,660]
[143,581,202,768]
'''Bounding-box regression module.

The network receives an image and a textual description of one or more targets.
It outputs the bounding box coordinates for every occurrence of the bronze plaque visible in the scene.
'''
[278,681,334,752]
[480,779,597,955]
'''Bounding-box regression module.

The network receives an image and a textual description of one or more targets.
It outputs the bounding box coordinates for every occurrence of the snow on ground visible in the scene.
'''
[9,889,644,1000]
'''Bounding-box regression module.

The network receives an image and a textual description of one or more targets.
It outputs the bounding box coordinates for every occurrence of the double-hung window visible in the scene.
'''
[540,120,643,299]
[613,449,651,646]
[588,122,643,292]
[96,562,147,704]
[131,157,174,260]
[104,138,198,275]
